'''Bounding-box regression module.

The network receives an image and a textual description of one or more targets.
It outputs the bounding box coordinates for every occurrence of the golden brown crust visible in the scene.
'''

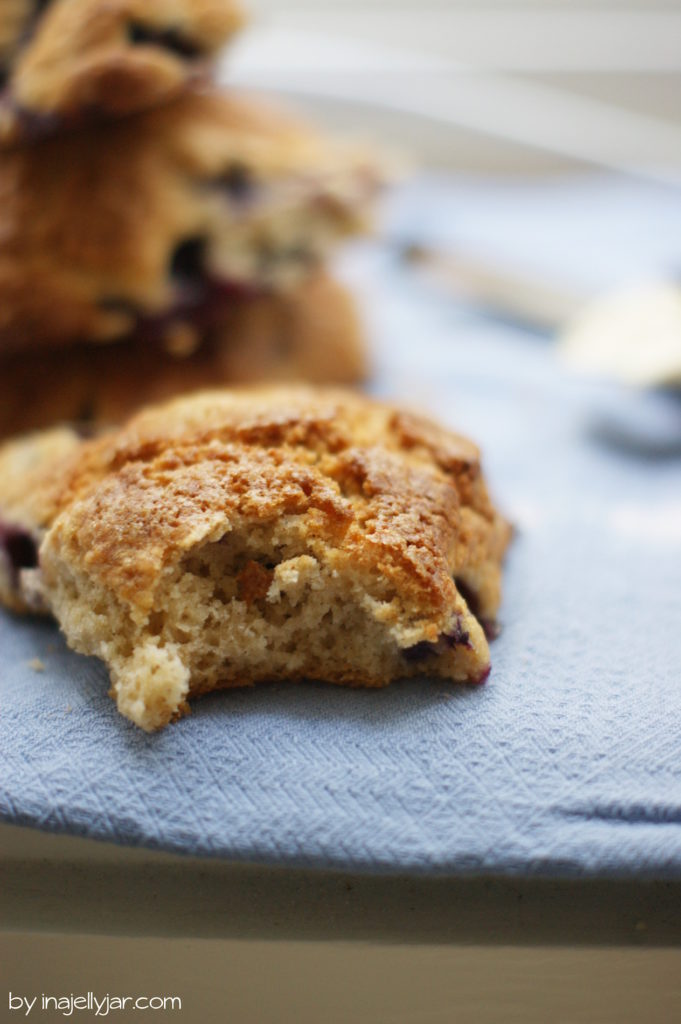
[0,88,380,354]
[0,387,509,622]
[0,273,369,439]
[0,390,510,729]
[0,0,245,142]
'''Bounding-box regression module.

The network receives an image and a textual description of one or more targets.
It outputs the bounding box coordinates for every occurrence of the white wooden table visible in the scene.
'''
[3,824,681,1022]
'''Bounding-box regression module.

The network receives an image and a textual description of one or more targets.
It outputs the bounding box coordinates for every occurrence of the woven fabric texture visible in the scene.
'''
[1,176,680,876]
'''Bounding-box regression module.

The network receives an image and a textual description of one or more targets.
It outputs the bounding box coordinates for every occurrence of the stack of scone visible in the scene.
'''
[0,0,382,437]
[0,3,511,732]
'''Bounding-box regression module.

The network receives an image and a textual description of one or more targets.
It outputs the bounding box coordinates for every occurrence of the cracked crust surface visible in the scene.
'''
[0,273,369,439]
[0,88,380,354]
[0,388,511,730]
[0,0,244,143]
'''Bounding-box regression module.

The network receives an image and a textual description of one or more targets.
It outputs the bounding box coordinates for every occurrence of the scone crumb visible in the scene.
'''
[28,657,45,672]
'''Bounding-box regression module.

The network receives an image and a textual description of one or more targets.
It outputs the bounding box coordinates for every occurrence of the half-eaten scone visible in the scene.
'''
[0,388,511,730]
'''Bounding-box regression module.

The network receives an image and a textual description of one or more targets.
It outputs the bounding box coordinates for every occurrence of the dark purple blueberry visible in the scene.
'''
[442,620,471,649]
[169,236,208,288]
[119,278,259,345]
[127,23,204,60]
[0,521,38,587]
[402,641,435,662]
[218,163,257,203]
[101,255,263,348]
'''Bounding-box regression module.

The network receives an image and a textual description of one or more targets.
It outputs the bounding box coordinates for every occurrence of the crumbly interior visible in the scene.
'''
[47,514,488,732]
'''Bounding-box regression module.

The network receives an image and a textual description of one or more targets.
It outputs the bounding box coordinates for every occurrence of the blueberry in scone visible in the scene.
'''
[0,388,511,730]
[0,273,369,439]
[0,89,382,354]
[0,0,245,143]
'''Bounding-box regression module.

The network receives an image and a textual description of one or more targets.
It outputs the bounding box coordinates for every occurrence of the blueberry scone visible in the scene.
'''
[0,273,368,439]
[0,88,381,354]
[0,0,244,144]
[0,388,511,731]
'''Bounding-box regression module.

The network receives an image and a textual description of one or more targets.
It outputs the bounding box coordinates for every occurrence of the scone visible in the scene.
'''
[0,0,244,144]
[0,88,381,353]
[0,273,369,439]
[0,388,511,731]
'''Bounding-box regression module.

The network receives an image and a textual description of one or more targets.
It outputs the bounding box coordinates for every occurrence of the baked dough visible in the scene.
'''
[0,387,511,730]
[0,88,381,353]
[0,273,369,438]
[0,0,244,143]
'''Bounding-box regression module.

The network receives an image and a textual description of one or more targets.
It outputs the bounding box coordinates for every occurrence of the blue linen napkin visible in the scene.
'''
[1,176,680,876]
